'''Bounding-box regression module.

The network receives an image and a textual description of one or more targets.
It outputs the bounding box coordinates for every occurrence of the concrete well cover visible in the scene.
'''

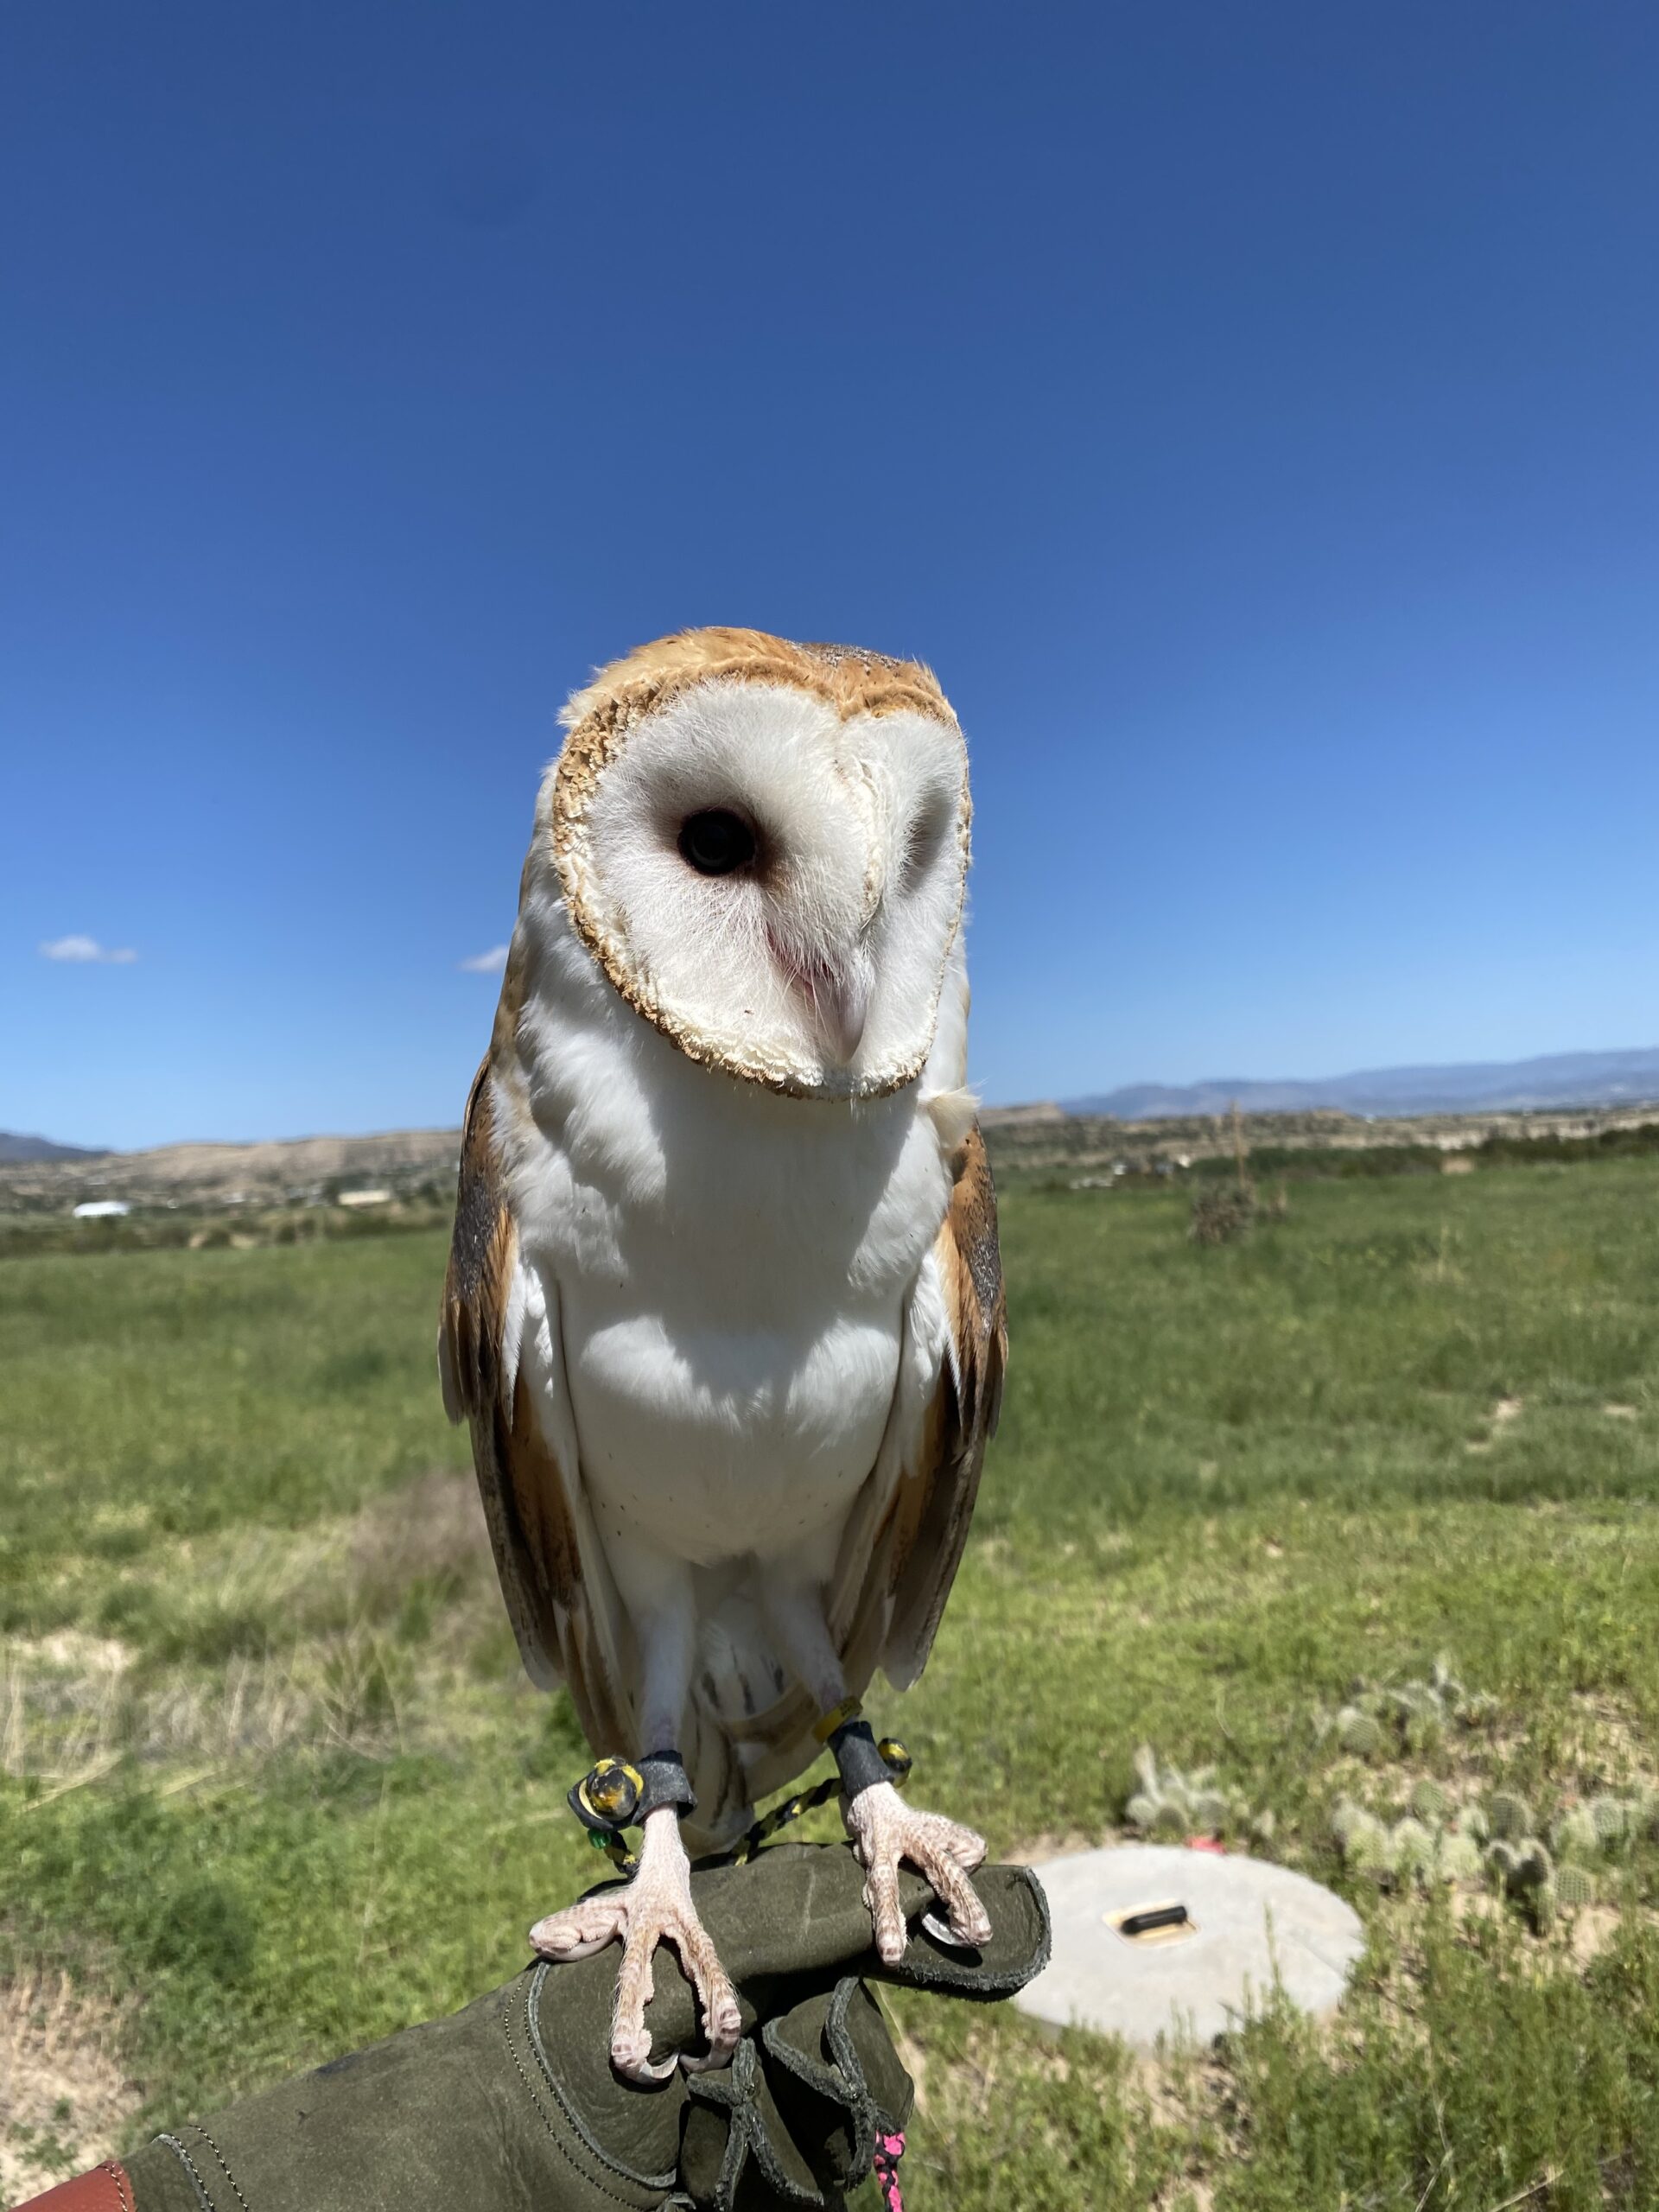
[1014,1844,1364,2049]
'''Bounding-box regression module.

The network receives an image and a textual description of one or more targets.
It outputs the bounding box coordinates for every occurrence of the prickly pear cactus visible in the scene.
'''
[1514,1840,1553,1890]
[1343,1815,1395,1884]
[1548,1787,1654,1868]
[1336,1707,1385,1759]
[1591,1796,1629,1846]
[1554,1805,1601,1863]
[1330,1796,1369,1849]
[1408,1778,1449,1823]
[1322,1657,1497,1767]
[1551,1863,1597,1910]
[1438,1829,1484,1884]
[1484,1839,1521,1883]
[1332,1798,1476,1891]
[1487,1791,1534,1843]
[1456,1803,1490,1844]
[1122,1746,1261,1843]
[1389,1818,1436,1879]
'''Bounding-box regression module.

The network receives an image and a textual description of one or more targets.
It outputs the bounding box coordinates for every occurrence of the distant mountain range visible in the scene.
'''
[10,1046,1659,1165]
[0,1132,110,1163]
[1065,1047,1659,1122]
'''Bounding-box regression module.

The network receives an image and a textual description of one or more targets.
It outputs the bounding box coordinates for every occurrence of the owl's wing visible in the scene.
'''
[828,1121,1007,1697]
[437,1059,634,1753]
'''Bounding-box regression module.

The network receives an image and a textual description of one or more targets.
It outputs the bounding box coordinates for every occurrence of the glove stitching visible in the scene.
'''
[71,2161,134,2212]
[524,1963,680,2192]
[497,1977,660,2210]
[100,2161,135,2212]
[819,1977,879,2178]
[153,2133,219,2211]
[180,2123,252,2212]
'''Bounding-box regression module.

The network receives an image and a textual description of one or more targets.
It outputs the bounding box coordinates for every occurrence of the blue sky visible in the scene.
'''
[5,3,1658,1149]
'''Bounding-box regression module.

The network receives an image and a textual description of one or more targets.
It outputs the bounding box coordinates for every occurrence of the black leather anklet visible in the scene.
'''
[637,1749,697,1820]
[829,1718,893,1800]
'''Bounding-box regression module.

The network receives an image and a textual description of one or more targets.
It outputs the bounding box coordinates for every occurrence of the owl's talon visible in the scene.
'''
[530,1807,739,2082]
[845,1780,990,1963]
[678,1973,742,2075]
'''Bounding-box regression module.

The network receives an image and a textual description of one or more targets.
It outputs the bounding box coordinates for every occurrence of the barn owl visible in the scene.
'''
[439,627,1006,2081]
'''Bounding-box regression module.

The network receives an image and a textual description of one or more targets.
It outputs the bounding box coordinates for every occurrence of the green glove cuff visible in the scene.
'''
[118,1843,1050,2212]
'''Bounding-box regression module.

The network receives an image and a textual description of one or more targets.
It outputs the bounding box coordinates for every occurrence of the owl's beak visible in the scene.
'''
[771,931,872,1065]
[812,959,870,1065]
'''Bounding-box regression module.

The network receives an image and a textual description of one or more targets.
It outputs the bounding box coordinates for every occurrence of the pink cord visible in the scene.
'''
[873,2128,906,2211]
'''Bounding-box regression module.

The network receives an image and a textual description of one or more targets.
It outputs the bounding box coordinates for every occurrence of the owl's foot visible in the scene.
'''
[844,1779,991,1967]
[529,1806,741,2082]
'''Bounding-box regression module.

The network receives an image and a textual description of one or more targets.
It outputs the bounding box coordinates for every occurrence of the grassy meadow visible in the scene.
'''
[3,1160,1659,2207]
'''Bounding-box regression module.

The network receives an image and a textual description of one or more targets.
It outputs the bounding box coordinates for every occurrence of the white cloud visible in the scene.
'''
[457,944,509,975]
[40,935,138,964]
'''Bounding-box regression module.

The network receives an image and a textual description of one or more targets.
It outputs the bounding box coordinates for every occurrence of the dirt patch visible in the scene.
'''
[1550,1694,1656,1792]
[1568,1904,1624,1967]
[348,1468,492,1602]
[1466,1395,1524,1453]
[9,1635,132,1679]
[0,1972,139,2205]
[1005,1827,1113,1866]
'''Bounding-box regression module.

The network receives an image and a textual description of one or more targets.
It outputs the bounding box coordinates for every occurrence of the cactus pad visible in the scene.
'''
[1554,1806,1600,1862]
[1487,1791,1534,1842]
[1551,1863,1597,1910]
[1337,1708,1385,1759]
[1590,1796,1628,1845]
[1408,1779,1449,1823]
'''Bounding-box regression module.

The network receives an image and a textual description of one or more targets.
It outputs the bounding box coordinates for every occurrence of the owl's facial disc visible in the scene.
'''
[557,677,969,1097]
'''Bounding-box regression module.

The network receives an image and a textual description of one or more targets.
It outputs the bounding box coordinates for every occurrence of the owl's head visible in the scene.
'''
[537,627,971,1098]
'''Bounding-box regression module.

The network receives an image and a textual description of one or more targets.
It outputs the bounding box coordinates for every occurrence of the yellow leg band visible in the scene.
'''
[812,1695,864,1745]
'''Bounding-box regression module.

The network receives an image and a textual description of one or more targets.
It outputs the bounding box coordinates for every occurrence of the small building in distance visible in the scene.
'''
[72,1199,130,1218]
[338,1188,392,1208]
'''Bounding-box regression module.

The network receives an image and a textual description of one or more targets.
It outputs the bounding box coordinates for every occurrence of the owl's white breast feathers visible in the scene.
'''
[494,895,959,1588]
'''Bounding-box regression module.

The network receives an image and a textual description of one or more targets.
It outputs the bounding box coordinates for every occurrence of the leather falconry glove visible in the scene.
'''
[25,1842,1050,2212]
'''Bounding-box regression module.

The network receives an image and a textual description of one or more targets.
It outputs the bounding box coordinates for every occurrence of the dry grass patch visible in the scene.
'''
[0,1971,139,2207]
[346,1465,492,1592]
[2,1636,133,1794]
[3,1470,506,1789]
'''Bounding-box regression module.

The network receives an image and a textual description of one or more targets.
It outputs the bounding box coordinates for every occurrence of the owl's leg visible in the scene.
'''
[528,1566,741,2082]
[762,1579,992,1967]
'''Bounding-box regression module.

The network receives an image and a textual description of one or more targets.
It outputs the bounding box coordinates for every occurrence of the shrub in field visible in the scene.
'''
[1189,1185,1256,1244]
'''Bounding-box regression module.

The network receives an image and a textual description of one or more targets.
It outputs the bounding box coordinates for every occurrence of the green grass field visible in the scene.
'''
[3,1161,1659,2208]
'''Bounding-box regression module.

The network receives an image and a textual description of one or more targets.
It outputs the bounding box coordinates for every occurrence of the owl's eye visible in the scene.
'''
[677,809,757,877]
